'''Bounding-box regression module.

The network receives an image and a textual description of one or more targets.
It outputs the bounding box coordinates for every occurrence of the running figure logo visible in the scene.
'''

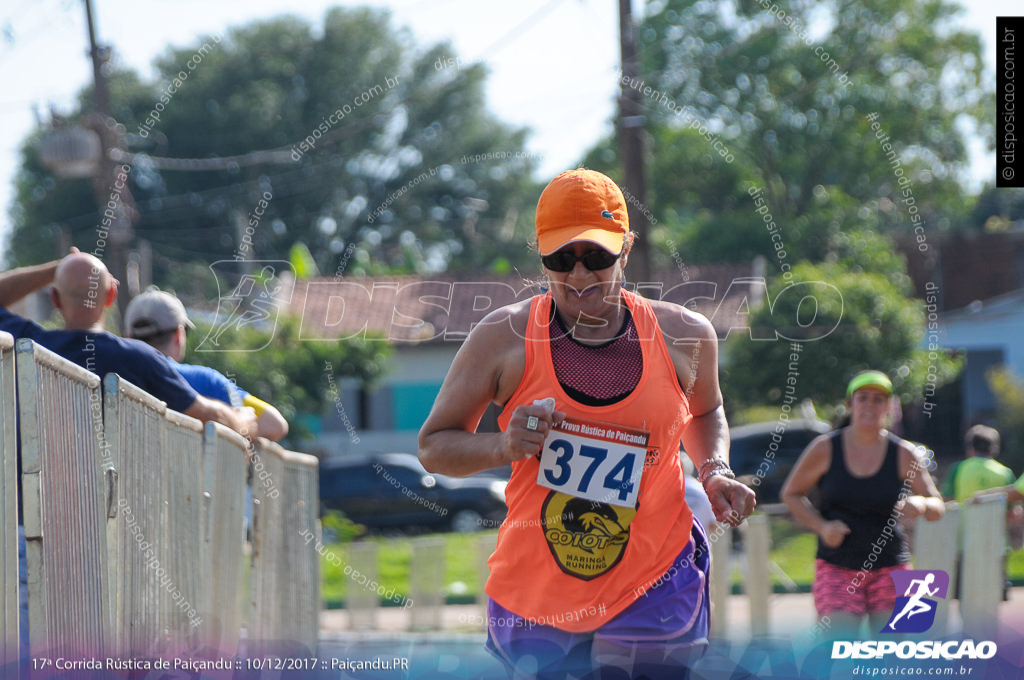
[883,570,949,634]
[196,260,294,352]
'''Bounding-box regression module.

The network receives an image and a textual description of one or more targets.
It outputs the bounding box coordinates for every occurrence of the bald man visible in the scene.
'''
[0,251,256,437]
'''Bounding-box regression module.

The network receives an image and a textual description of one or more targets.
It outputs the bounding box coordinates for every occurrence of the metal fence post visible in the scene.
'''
[163,409,206,652]
[409,537,445,631]
[16,339,110,657]
[0,333,18,665]
[201,422,248,656]
[347,542,379,630]
[709,524,732,639]
[104,374,170,657]
[912,503,959,635]
[744,514,771,637]
[247,441,319,654]
[961,495,1005,639]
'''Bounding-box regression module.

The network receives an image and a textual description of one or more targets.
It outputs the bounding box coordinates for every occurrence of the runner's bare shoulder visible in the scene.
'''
[646,297,716,344]
[463,298,534,403]
[468,297,533,347]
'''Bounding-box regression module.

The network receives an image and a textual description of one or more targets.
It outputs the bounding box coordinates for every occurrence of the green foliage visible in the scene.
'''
[972,185,1024,231]
[583,126,761,267]
[184,314,390,441]
[321,510,366,544]
[644,0,983,208]
[8,9,543,276]
[581,0,987,266]
[723,260,961,412]
[729,404,804,426]
[987,367,1024,476]
[590,1,982,416]
[824,228,916,282]
[9,132,99,269]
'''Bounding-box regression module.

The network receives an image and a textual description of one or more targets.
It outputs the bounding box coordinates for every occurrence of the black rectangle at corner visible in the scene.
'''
[998,17,1024,187]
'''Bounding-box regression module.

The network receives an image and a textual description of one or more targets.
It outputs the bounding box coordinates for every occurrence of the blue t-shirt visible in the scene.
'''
[0,306,197,413]
[172,360,247,408]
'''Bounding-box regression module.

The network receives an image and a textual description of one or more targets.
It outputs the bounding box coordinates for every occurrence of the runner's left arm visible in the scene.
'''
[673,312,755,526]
[419,304,564,477]
[898,443,945,521]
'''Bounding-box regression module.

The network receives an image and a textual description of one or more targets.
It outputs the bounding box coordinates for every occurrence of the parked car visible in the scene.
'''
[318,452,507,533]
[728,419,831,506]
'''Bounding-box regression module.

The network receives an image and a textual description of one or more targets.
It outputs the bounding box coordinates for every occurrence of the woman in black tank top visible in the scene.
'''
[781,370,945,637]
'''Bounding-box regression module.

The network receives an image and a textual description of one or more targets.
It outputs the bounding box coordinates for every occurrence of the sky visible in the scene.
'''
[0,0,1012,256]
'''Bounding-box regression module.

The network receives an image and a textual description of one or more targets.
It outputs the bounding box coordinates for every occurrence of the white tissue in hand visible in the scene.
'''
[532,397,556,414]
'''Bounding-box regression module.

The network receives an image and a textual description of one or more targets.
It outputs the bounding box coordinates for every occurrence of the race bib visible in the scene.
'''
[536,418,649,508]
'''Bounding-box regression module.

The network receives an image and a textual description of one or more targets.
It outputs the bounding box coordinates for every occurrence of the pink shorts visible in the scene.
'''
[812,559,909,617]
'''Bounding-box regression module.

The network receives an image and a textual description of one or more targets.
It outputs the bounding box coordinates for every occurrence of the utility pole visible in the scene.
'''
[84,0,135,330]
[617,0,652,290]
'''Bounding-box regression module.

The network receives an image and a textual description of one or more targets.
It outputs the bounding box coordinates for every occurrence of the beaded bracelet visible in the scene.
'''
[697,457,736,485]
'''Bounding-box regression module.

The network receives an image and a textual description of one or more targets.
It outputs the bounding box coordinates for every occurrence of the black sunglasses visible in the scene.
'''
[541,249,619,273]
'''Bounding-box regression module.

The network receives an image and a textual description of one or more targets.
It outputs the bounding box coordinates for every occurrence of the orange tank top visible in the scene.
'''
[486,290,694,632]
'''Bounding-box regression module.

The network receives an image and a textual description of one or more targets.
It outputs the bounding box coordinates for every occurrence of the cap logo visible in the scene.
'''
[601,210,614,219]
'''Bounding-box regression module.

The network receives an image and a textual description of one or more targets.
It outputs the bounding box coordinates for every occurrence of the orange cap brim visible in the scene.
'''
[538,226,625,256]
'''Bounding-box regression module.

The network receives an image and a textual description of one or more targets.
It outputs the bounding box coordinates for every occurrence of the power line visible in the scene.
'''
[110,147,293,171]
[24,146,377,234]
[474,0,567,61]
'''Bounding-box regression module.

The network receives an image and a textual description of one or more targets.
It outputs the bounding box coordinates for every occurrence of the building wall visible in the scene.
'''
[938,296,1024,424]
[319,343,460,461]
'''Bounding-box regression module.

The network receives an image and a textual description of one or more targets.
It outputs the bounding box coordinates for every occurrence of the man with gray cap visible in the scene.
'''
[125,288,288,441]
[0,250,255,436]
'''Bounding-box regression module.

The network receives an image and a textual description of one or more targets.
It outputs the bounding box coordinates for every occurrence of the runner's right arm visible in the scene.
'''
[781,435,850,547]
[419,304,563,477]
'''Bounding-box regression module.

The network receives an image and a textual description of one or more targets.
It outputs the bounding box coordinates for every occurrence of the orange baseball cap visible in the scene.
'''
[536,169,629,256]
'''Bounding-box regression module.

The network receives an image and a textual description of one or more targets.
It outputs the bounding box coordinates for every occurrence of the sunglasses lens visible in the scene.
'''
[541,253,576,272]
[582,251,617,270]
[541,250,618,272]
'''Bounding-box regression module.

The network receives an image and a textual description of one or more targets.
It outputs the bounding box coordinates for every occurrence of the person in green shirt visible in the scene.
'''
[970,471,1024,560]
[951,425,1022,600]
[1013,474,1024,503]
[975,471,1024,503]
[942,425,1015,504]
[942,428,1015,598]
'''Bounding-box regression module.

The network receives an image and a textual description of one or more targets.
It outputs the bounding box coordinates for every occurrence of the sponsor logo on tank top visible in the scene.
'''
[541,491,637,580]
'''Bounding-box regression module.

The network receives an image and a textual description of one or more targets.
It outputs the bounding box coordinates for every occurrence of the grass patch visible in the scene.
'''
[1008,548,1024,582]
[319,531,498,608]
[767,529,817,587]
[318,521,1024,607]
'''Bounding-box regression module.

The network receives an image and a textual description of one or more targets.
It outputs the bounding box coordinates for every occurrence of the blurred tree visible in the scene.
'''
[185,314,390,442]
[722,251,961,414]
[971,185,1024,232]
[580,0,980,414]
[987,367,1024,476]
[584,0,988,265]
[8,8,542,280]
